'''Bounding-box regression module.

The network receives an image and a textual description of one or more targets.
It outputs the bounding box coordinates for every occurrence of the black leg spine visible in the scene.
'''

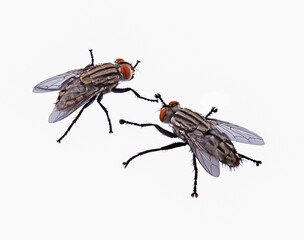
[57,96,96,143]
[191,154,199,198]
[112,87,158,102]
[123,142,187,168]
[97,94,113,133]
[239,153,262,166]
[119,119,177,138]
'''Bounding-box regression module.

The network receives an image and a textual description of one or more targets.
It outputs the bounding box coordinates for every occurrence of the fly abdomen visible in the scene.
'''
[217,141,240,167]
[207,129,240,167]
[56,85,91,110]
[56,77,82,104]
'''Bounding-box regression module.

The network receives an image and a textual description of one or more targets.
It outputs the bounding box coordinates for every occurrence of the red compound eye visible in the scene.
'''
[159,108,167,122]
[115,58,124,63]
[120,65,132,80]
[169,101,179,106]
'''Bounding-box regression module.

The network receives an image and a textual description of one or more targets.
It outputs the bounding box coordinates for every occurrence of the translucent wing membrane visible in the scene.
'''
[185,130,220,177]
[208,118,265,145]
[33,68,85,93]
[48,85,100,123]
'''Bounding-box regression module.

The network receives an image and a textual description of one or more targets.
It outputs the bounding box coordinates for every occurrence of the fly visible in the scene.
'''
[119,93,264,197]
[33,50,157,143]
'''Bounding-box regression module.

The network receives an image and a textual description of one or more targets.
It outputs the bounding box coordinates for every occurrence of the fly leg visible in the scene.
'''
[112,87,158,102]
[191,154,199,198]
[133,60,141,69]
[57,96,96,143]
[97,94,113,133]
[154,93,167,106]
[122,142,187,168]
[119,119,185,166]
[119,119,177,138]
[85,49,94,68]
[206,107,218,119]
[238,153,262,166]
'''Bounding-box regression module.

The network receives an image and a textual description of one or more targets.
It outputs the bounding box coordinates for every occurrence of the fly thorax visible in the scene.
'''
[175,128,188,142]
[171,109,208,132]
[171,117,191,131]
[80,63,120,86]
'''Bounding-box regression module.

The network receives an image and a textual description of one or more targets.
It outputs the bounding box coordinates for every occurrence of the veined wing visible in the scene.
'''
[48,85,100,123]
[208,118,264,145]
[33,68,85,93]
[185,129,220,177]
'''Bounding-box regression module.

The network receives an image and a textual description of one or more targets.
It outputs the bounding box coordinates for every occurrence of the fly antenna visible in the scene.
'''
[133,60,141,69]
[155,93,167,106]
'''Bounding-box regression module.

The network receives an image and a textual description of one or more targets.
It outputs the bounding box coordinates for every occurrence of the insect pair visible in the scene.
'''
[33,50,264,197]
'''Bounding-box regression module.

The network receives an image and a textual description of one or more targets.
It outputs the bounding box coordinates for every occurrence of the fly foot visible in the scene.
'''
[255,161,262,166]
[191,192,199,198]
[122,161,129,168]
[119,119,126,125]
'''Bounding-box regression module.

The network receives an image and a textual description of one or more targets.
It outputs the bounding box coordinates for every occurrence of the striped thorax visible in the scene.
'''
[80,58,134,85]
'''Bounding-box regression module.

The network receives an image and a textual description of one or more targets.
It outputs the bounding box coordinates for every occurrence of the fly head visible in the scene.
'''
[159,100,181,123]
[115,58,136,81]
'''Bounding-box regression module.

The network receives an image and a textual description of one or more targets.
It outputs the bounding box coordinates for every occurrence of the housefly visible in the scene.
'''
[33,50,157,143]
[119,93,264,197]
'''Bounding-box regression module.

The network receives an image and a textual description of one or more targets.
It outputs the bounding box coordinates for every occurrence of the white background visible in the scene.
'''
[1,0,303,239]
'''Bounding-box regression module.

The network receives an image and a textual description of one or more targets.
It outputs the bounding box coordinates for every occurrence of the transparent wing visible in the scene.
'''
[48,85,100,123]
[33,68,85,93]
[185,130,220,177]
[208,118,264,145]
